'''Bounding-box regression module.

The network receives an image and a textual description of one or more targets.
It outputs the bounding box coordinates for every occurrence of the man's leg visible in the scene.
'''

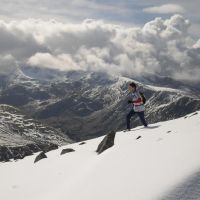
[137,111,148,127]
[126,109,135,129]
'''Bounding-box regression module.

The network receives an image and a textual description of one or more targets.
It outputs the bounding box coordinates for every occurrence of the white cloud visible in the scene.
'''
[193,39,200,49]
[0,15,200,82]
[28,53,80,71]
[143,4,185,14]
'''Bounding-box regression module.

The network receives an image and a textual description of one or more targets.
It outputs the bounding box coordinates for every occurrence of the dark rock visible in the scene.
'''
[0,142,60,162]
[0,145,33,162]
[79,142,86,145]
[34,152,47,163]
[167,131,172,133]
[37,143,58,153]
[0,146,13,162]
[96,131,116,154]
[12,146,33,160]
[189,112,198,118]
[26,144,41,153]
[136,136,142,140]
[60,148,75,155]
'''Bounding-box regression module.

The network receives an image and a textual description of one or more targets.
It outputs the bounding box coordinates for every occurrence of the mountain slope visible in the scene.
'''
[0,111,200,200]
[0,67,200,141]
[0,104,72,161]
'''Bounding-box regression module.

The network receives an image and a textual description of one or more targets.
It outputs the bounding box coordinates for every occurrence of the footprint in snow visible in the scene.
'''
[12,185,18,189]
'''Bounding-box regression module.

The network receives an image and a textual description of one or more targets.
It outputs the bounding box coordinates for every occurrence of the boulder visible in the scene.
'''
[34,152,47,163]
[96,131,116,154]
[60,148,75,155]
[79,142,86,145]
[136,136,142,140]
[0,146,13,162]
[0,142,59,163]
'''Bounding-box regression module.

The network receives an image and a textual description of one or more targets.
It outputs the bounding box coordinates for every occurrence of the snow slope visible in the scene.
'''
[0,111,200,200]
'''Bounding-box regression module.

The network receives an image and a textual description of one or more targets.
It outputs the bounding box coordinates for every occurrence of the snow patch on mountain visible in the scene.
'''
[0,104,71,147]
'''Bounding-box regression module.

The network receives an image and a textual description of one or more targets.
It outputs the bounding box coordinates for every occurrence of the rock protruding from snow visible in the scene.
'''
[0,143,58,162]
[34,152,47,163]
[96,130,116,154]
[79,142,86,145]
[60,148,75,155]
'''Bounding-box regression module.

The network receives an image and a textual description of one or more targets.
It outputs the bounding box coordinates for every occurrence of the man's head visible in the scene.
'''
[128,82,136,92]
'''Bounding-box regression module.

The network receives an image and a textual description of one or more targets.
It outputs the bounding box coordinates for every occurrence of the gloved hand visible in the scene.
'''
[128,100,133,104]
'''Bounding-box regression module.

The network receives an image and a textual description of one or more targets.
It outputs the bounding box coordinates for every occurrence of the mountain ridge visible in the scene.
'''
[0,66,199,141]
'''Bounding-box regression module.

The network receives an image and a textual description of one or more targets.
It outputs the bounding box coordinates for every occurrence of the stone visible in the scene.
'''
[60,148,75,155]
[96,131,116,154]
[34,152,47,163]
[136,136,142,140]
[79,142,86,145]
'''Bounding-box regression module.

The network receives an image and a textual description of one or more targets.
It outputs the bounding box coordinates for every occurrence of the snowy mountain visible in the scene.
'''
[0,66,200,141]
[0,111,199,200]
[0,104,72,161]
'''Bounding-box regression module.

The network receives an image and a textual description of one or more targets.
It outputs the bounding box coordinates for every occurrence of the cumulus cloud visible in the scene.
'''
[0,15,200,82]
[143,4,185,14]
[0,19,48,58]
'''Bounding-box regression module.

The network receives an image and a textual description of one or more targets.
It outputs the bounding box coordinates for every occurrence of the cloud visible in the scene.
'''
[28,53,80,71]
[0,54,18,75]
[143,4,185,14]
[0,0,132,23]
[0,0,200,38]
[0,19,48,59]
[0,15,200,82]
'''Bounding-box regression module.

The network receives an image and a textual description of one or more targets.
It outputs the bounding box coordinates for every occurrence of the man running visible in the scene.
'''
[126,82,148,131]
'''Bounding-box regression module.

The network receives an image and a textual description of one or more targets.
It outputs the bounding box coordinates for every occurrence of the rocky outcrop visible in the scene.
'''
[34,152,47,163]
[60,148,75,155]
[79,142,86,145]
[96,131,116,154]
[0,143,58,162]
[0,104,71,162]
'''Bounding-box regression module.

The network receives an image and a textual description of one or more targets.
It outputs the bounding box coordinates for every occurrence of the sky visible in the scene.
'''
[0,0,200,35]
[0,0,200,82]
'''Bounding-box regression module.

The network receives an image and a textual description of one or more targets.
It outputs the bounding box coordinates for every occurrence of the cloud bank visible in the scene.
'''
[143,4,185,14]
[0,15,200,82]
